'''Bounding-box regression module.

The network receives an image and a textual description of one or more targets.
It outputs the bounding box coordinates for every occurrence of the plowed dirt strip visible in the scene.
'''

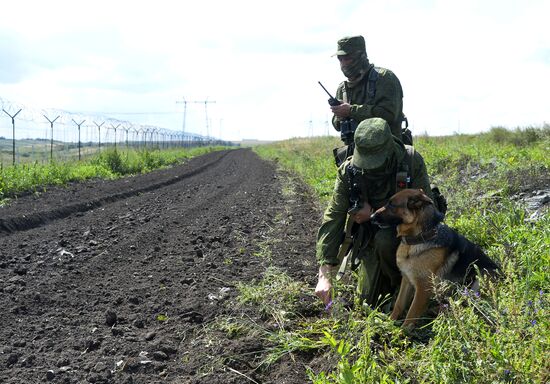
[0,148,320,384]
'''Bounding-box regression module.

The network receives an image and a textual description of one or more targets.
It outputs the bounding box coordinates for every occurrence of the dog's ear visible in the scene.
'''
[407,191,434,210]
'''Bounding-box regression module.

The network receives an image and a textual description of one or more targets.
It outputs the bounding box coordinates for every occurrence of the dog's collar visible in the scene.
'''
[401,226,438,245]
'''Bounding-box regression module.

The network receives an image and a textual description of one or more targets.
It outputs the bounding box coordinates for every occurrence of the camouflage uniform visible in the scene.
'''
[332,36,405,140]
[316,118,433,306]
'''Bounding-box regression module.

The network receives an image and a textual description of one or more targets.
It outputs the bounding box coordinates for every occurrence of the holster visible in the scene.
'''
[336,221,368,281]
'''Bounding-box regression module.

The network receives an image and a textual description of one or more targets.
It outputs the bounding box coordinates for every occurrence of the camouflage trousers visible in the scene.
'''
[355,225,401,308]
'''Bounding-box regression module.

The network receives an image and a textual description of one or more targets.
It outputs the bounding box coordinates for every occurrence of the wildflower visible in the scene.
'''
[504,369,511,376]
[325,300,333,312]
[530,319,537,326]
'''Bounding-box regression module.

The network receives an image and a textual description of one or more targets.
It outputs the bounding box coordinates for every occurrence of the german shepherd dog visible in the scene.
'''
[370,189,500,328]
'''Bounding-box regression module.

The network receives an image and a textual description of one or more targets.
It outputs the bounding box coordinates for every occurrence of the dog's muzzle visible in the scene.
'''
[370,213,391,229]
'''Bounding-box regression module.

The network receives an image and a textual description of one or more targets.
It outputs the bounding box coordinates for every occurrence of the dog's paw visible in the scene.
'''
[389,310,400,321]
[401,320,416,330]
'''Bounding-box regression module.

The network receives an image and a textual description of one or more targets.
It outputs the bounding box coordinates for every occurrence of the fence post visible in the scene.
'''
[93,121,104,153]
[123,124,130,149]
[109,124,121,150]
[2,108,22,165]
[43,114,60,162]
[131,128,139,149]
[72,119,86,161]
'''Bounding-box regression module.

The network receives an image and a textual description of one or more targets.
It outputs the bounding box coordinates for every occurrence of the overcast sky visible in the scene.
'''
[0,0,548,141]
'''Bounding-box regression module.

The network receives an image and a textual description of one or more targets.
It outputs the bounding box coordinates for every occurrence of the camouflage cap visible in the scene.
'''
[333,35,366,56]
[352,118,395,170]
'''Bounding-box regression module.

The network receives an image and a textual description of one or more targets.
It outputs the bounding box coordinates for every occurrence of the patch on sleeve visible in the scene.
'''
[374,67,388,76]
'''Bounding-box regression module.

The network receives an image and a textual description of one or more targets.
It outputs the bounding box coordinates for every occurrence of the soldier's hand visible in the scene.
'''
[351,203,373,224]
[315,264,337,307]
[331,102,352,118]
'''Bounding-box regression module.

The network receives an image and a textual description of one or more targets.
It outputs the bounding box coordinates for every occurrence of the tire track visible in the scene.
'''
[0,147,320,384]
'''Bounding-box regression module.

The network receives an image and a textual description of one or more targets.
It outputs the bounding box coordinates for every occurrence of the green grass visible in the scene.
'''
[249,126,549,383]
[236,266,309,322]
[0,138,99,164]
[254,136,339,206]
[0,146,229,201]
[213,266,327,369]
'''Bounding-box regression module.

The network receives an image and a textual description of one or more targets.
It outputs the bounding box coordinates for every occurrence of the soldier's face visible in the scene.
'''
[337,55,353,67]
[365,153,397,175]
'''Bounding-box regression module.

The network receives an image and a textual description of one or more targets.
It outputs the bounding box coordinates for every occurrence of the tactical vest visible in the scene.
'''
[341,66,379,107]
[345,145,447,214]
[345,146,415,211]
[342,66,412,146]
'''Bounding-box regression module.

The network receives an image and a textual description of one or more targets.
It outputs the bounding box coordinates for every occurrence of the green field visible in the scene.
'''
[0,137,178,165]
[250,126,549,383]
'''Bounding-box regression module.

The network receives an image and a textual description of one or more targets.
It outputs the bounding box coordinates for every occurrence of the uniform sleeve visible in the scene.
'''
[332,115,340,131]
[316,164,350,265]
[411,151,434,201]
[332,83,345,131]
[349,71,401,128]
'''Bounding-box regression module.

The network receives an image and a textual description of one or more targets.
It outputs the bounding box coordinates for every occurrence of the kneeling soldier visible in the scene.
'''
[315,117,437,308]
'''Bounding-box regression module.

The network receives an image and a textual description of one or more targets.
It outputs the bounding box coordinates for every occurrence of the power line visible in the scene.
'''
[77,111,181,115]
[176,97,216,137]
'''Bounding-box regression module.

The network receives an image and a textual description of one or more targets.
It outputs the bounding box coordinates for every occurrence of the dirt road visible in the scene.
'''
[0,148,320,383]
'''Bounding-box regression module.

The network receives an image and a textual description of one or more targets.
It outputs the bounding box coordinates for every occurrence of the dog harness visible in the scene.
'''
[400,224,463,250]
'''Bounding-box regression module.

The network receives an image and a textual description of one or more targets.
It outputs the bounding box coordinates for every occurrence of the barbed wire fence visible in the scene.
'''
[0,97,233,166]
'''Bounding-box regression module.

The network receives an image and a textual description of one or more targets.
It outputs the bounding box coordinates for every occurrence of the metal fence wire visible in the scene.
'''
[0,97,233,165]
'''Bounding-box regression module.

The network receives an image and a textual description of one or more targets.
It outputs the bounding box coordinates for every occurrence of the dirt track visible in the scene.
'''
[0,148,320,384]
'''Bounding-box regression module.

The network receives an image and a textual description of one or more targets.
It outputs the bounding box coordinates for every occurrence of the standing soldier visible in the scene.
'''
[329,35,410,166]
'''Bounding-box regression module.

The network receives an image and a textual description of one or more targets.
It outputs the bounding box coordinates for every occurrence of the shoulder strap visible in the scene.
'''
[366,66,378,103]
[396,145,415,192]
[406,145,415,180]
[341,82,349,104]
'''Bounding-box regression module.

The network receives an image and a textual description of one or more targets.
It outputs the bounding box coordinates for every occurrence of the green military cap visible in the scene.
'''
[333,35,366,56]
[352,117,395,170]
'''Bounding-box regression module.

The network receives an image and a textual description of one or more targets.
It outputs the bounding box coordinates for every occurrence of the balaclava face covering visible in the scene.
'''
[341,50,370,86]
